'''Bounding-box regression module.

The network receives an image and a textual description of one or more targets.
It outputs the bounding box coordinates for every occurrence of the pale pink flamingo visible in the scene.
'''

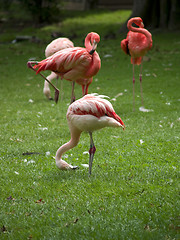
[28,32,101,103]
[121,17,152,110]
[55,94,125,175]
[43,37,74,100]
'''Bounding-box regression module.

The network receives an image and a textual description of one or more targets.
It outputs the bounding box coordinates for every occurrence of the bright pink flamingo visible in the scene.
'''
[43,37,74,100]
[28,32,101,103]
[121,17,152,110]
[55,94,125,175]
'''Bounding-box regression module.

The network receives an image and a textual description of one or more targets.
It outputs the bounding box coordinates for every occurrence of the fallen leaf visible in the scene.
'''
[73,218,79,224]
[27,160,35,165]
[139,106,154,112]
[25,212,31,216]
[35,199,44,204]
[7,196,12,200]
[81,164,89,168]
[170,122,174,128]
[103,54,112,58]
[38,127,48,131]
[22,152,40,155]
[144,224,151,231]
[83,151,89,155]
[115,93,123,98]
[1,225,7,232]
[46,151,50,156]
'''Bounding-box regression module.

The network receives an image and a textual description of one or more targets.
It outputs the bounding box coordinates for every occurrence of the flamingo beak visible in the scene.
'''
[89,40,98,55]
[92,40,98,50]
[140,22,144,28]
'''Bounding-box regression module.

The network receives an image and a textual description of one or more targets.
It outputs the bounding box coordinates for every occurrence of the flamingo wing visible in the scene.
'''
[68,95,124,126]
[33,47,92,75]
[121,38,130,56]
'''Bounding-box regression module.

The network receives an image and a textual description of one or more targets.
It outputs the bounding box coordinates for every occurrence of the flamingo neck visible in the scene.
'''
[55,126,81,169]
[85,33,92,52]
[128,20,152,47]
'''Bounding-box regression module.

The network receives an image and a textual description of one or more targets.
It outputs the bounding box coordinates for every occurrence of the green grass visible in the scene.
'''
[0,9,179,240]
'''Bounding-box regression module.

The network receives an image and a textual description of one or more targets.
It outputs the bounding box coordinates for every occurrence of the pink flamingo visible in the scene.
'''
[55,94,125,175]
[43,37,74,100]
[121,17,152,110]
[28,32,101,103]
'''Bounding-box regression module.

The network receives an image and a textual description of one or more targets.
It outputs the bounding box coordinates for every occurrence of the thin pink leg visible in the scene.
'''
[139,62,144,106]
[133,63,135,111]
[82,85,85,96]
[59,76,63,102]
[27,61,59,103]
[71,81,75,104]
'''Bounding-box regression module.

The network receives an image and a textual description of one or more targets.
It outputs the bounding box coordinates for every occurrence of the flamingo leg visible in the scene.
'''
[84,84,88,95]
[88,132,96,176]
[71,81,76,104]
[59,76,63,102]
[43,72,57,100]
[82,85,85,96]
[27,61,60,103]
[139,61,144,106]
[132,62,135,111]
[82,84,88,96]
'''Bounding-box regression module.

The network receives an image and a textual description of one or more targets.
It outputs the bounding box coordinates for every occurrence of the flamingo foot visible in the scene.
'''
[27,61,38,69]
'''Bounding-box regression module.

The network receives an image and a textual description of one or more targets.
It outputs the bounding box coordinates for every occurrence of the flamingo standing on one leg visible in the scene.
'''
[121,17,152,110]
[43,37,74,100]
[27,32,101,103]
[55,94,125,175]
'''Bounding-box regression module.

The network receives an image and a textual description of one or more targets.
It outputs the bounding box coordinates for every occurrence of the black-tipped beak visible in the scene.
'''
[89,40,98,55]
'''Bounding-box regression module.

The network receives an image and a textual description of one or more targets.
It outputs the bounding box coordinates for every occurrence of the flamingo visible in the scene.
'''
[121,17,152,110]
[55,94,125,175]
[27,32,101,103]
[43,37,74,100]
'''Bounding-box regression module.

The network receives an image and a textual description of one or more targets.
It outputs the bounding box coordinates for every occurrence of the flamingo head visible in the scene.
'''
[88,32,100,55]
[132,17,144,28]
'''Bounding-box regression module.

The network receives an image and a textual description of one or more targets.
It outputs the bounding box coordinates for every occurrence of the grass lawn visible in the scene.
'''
[0,8,179,240]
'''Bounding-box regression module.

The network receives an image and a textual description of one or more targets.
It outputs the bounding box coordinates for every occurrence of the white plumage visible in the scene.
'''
[55,94,125,175]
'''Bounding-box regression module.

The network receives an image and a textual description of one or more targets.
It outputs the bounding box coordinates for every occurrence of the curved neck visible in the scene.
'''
[128,19,152,48]
[85,33,92,51]
[55,125,81,166]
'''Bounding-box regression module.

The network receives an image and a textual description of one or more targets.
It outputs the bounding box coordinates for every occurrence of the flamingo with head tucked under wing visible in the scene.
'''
[43,37,74,100]
[121,17,152,110]
[28,32,101,103]
[55,94,125,175]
